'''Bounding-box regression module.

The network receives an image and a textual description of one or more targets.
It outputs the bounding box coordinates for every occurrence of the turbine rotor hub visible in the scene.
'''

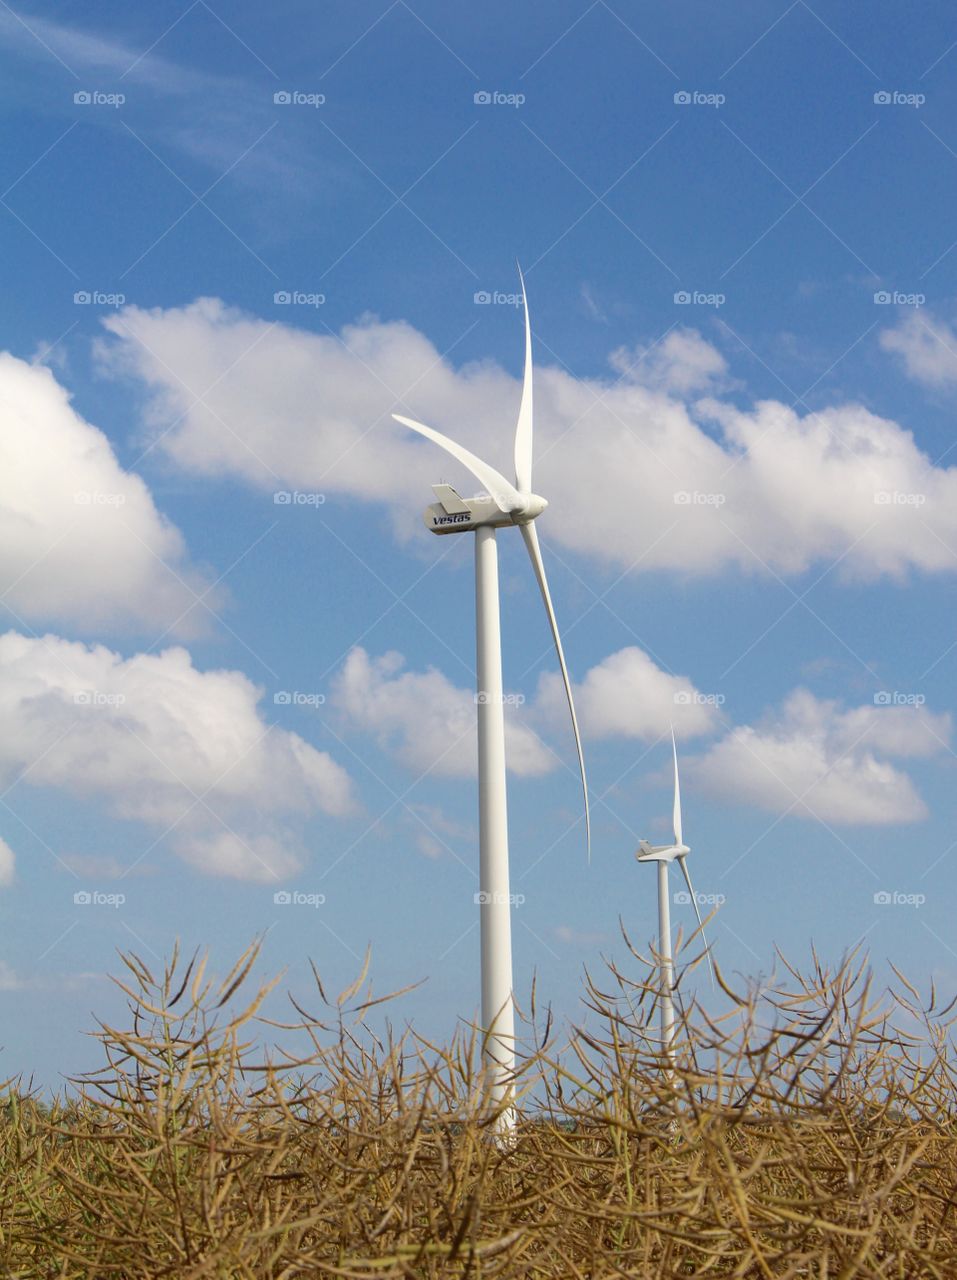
[514,493,548,521]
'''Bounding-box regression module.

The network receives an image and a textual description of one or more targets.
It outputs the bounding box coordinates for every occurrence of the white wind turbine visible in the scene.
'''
[636,730,713,1068]
[392,269,589,1135]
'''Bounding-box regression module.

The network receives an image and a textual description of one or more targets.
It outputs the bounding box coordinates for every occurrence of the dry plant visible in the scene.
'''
[2,931,956,1278]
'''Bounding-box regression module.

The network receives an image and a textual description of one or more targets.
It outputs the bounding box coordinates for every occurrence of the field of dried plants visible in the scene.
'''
[3,937,956,1278]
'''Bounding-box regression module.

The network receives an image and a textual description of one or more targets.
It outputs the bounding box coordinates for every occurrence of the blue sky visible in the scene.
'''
[2,1,957,1088]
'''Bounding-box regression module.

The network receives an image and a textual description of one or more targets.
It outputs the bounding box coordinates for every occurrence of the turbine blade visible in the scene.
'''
[520,521,590,861]
[393,414,524,514]
[671,726,683,847]
[513,264,533,495]
[677,854,715,989]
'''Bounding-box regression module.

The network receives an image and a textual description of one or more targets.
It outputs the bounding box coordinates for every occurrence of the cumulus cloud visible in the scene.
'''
[330,647,554,778]
[0,352,215,633]
[880,310,957,389]
[692,689,949,825]
[331,643,719,785]
[96,300,957,581]
[609,327,729,395]
[0,631,354,881]
[536,646,719,741]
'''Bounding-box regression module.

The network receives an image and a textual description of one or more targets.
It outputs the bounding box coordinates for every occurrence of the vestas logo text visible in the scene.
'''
[433,512,471,526]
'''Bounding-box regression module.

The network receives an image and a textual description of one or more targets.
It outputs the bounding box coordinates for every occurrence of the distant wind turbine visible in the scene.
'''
[392,268,589,1136]
[636,730,713,1069]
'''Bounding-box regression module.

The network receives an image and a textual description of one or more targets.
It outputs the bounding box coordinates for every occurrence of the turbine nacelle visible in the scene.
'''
[424,485,548,534]
[637,730,715,989]
[636,840,690,864]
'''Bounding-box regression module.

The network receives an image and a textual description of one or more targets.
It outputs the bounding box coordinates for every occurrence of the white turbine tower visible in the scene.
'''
[392,270,589,1135]
[636,730,713,1068]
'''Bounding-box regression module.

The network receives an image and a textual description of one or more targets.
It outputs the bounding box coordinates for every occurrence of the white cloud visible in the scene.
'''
[97,301,957,581]
[693,689,949,825]
[0,12,313,187]
[330,647,554,778]
[536,646,719,741]
[610,327,729,395]
[880,311,957,389]
[59,853,154,879]
[174,831,303,882]
[332,643,719,787]
[0,631,355,881]
[0,837,14,886]
[0,353,215,634]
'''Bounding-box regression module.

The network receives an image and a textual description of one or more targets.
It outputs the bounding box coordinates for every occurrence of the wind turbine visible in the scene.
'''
[392,269,589,1136]
[636,730,713,1069]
